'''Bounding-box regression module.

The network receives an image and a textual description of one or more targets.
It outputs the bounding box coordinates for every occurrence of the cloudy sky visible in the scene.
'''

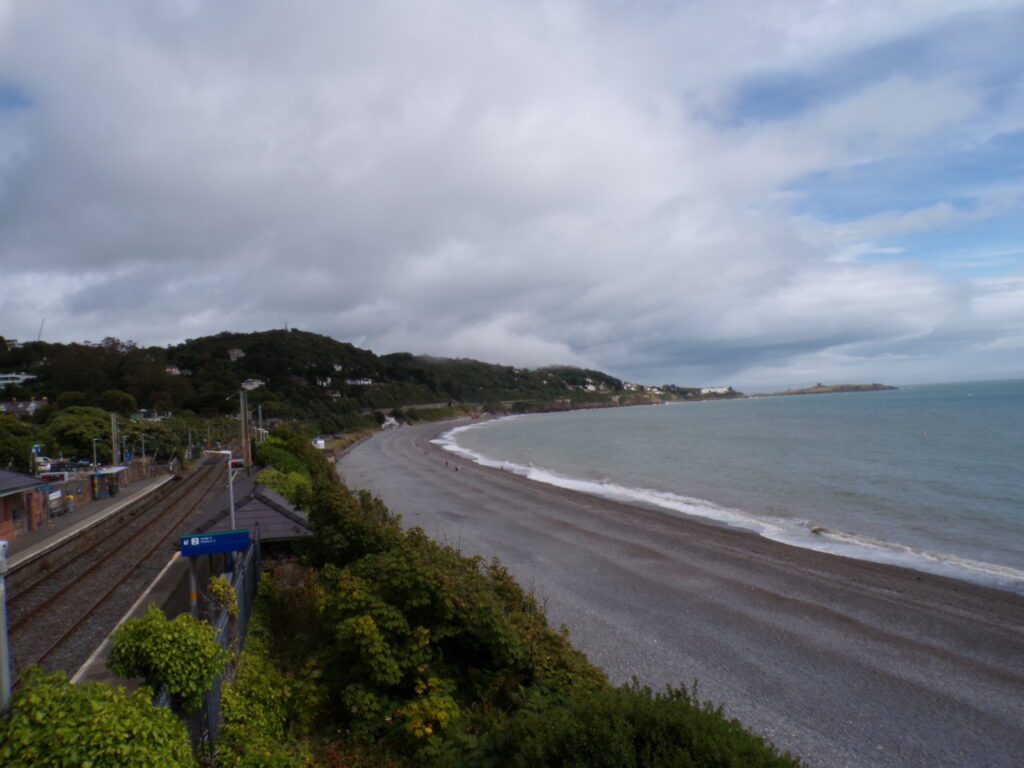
[1,0,1023,389]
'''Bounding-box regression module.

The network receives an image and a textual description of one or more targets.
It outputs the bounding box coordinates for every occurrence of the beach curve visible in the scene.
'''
[338,420,1024,768]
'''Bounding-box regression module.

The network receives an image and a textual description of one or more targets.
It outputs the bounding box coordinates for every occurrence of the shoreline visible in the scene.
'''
[432,415,1024,594]
[339,420,1024,768]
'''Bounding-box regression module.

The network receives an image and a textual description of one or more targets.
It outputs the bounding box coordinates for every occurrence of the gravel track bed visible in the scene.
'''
[6,473,207,624]
[9,462,223,680]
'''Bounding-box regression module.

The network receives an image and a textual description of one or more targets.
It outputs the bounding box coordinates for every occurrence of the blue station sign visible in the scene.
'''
[179,529,250,557]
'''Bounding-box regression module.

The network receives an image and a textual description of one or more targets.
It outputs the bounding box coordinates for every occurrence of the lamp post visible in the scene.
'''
[204,450,238,530]
[92,438,101,473]
[141,435,146,477]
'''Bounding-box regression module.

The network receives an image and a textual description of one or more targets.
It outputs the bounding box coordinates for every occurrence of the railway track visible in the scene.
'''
[7,458,227,682]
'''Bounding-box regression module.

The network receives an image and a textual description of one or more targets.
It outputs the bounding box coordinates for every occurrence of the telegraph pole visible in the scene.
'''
[1,541,11,714]
[111,413,119,465]
[239,388,250,470]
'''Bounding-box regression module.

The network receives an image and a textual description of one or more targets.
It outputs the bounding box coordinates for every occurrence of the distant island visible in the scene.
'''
[764,383,897,397]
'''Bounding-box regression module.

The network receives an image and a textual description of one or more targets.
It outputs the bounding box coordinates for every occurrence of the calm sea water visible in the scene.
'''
[437,380,1024,592]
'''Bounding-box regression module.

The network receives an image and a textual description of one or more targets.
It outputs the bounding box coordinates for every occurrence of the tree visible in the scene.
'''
[101,388,138,415]
[44,406,110,462]
[0,415,38,472]
[0,668,195,767]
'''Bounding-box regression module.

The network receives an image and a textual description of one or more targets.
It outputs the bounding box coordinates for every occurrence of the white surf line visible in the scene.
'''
[70,552,181,684]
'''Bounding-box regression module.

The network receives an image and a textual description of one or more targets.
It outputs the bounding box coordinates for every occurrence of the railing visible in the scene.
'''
[159,532,261,757]
[201,537,261,751]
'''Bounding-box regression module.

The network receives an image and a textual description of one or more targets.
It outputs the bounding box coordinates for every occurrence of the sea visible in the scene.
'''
[435,379,1024,593]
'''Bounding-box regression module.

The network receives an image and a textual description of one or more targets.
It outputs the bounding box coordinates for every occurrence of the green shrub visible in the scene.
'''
[255,437,312,476]
[217,582,322,768]
[0,667,194,767]
[108,604,229,712]
[257,467,314,510]
[256,433,799,766]
[209,575,238,620]
[464,683,800,768]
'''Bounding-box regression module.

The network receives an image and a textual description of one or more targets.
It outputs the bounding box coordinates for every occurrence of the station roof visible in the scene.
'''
[194,485,313,542]
[0,468,45,498]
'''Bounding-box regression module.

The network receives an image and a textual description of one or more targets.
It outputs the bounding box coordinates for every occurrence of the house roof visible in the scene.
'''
[194,485,313,542]
[0,468,45,498]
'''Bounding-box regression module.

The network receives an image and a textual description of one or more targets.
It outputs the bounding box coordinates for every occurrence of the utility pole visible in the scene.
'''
[187,428,193,461]
[111,413,119,465]
[141,434,146,477]
[1,541,11,714]
[257,405,263,446]
[239,388,250,471]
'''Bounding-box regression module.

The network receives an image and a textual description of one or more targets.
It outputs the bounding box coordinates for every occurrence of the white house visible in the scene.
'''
[228,348,246,362]
[700,387,731,396]
[345,377,373,386]
[0,373,37,388]
[241,378,265,391]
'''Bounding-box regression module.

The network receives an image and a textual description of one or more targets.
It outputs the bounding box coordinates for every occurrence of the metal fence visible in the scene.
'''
[161,533,262,757]
[202,537,260,752]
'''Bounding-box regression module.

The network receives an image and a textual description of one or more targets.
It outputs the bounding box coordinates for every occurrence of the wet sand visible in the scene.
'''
[338,421,1024,768]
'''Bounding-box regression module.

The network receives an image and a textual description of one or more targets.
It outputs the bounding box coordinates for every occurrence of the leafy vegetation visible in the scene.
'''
[0,403,235,470]
[1,329,629,432]
[108,604,230,713]
[251,434,801,767]
[216,580,320,768]
[0,667,194,767]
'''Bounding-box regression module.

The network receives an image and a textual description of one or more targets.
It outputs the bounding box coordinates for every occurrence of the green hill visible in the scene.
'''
[0,330,625,430]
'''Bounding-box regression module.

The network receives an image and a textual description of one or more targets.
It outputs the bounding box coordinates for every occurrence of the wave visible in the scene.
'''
[432,421,1024,593]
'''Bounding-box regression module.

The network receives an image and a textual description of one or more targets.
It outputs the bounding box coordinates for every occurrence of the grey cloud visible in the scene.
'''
[1,0,1023,389]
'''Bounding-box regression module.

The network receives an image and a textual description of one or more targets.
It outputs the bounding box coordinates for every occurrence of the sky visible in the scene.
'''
[1,0,1023,390]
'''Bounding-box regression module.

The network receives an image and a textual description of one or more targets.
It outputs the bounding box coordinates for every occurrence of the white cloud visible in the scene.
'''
[0,0,1022,387]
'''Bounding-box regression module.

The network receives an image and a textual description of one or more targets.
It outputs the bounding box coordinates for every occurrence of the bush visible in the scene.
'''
[108,604,229,712]
[217,613,319,767]
[255,437,312,477]
[0,667,194,767]
[465,683,801,767]
[257,468,314,510]
[257,434,800,766]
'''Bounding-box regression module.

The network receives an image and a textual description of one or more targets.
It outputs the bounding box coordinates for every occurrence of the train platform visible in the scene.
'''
[7,473,175,571]
[71,467,260,687]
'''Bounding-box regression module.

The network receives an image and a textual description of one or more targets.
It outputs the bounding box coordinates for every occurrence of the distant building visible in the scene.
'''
[0,398,46,418]
[316,376,332,387]
[2,339,19,350]
[227,348,246,362]
[0,372,37,387]
[345,377,372,386]
[241,378,265,391]
[700,387,732,396]
[326,390,342,400]
[133,408,171,422]
[165,366,182,376]
[333,363,344,372]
